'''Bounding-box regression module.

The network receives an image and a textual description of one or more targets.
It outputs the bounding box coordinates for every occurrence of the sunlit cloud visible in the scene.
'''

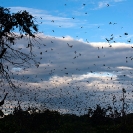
[117,66,133,70]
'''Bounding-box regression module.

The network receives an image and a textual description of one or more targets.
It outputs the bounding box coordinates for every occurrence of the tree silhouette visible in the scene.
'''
[0,6,40,90]
[0,93,8,106]
[90,105,107,125]
[121,88,126,117]
[92,105,106,118]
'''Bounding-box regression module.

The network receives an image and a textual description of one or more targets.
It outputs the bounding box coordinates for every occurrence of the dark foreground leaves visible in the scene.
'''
[0,106,133,133]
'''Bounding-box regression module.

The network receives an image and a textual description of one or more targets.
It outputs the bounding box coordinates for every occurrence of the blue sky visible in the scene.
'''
[1,0,133,115]
[1,0,133,42]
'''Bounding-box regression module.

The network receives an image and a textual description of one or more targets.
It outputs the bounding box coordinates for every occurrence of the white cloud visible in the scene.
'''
[114,0,126,2]
[56,35,74,41]
[117,66,133,70]
[93,0,126,10]
[4,33,133,115]
[98,1,108,8]
[90,42,132,48]
[9,7,78,28]
[92,1,109,10]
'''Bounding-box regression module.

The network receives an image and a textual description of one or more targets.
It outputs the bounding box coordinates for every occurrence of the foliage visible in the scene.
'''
[0,6,40,90]
[0,105,132,133]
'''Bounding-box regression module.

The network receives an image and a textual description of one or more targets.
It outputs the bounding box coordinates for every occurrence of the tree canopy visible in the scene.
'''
[0,6,40,90]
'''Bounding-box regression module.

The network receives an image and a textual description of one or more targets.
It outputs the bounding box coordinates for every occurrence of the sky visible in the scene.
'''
[1,0,133,115]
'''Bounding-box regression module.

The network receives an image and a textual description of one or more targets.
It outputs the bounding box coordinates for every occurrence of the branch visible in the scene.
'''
[0,48,7,58]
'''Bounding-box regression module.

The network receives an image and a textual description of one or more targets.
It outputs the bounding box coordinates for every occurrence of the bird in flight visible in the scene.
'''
[107,4,109,7]
[67,43,73,48]
[124,33,128,35]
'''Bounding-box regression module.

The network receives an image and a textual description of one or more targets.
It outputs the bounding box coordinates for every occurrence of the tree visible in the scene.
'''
[90,105,107,125]
[0,6,41,91]
[92,105,106,118]
[121,88,126,116]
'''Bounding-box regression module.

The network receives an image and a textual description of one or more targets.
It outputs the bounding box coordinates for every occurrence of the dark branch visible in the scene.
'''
[0,48,7,58]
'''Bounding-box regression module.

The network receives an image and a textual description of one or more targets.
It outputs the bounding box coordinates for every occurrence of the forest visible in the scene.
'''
[0,103,133,133]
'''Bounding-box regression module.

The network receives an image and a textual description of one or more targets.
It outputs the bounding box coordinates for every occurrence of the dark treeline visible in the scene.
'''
[0,103,133,133]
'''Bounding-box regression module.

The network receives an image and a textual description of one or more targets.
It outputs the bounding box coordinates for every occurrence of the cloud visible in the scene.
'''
[117,66,133,70]
[114,0,126,2]
[90,42,132,48]
[92,0,126,10]
[9,7,79,28]
[98,1,109,8]
[3,33,133,115]
[91,1,109,10]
